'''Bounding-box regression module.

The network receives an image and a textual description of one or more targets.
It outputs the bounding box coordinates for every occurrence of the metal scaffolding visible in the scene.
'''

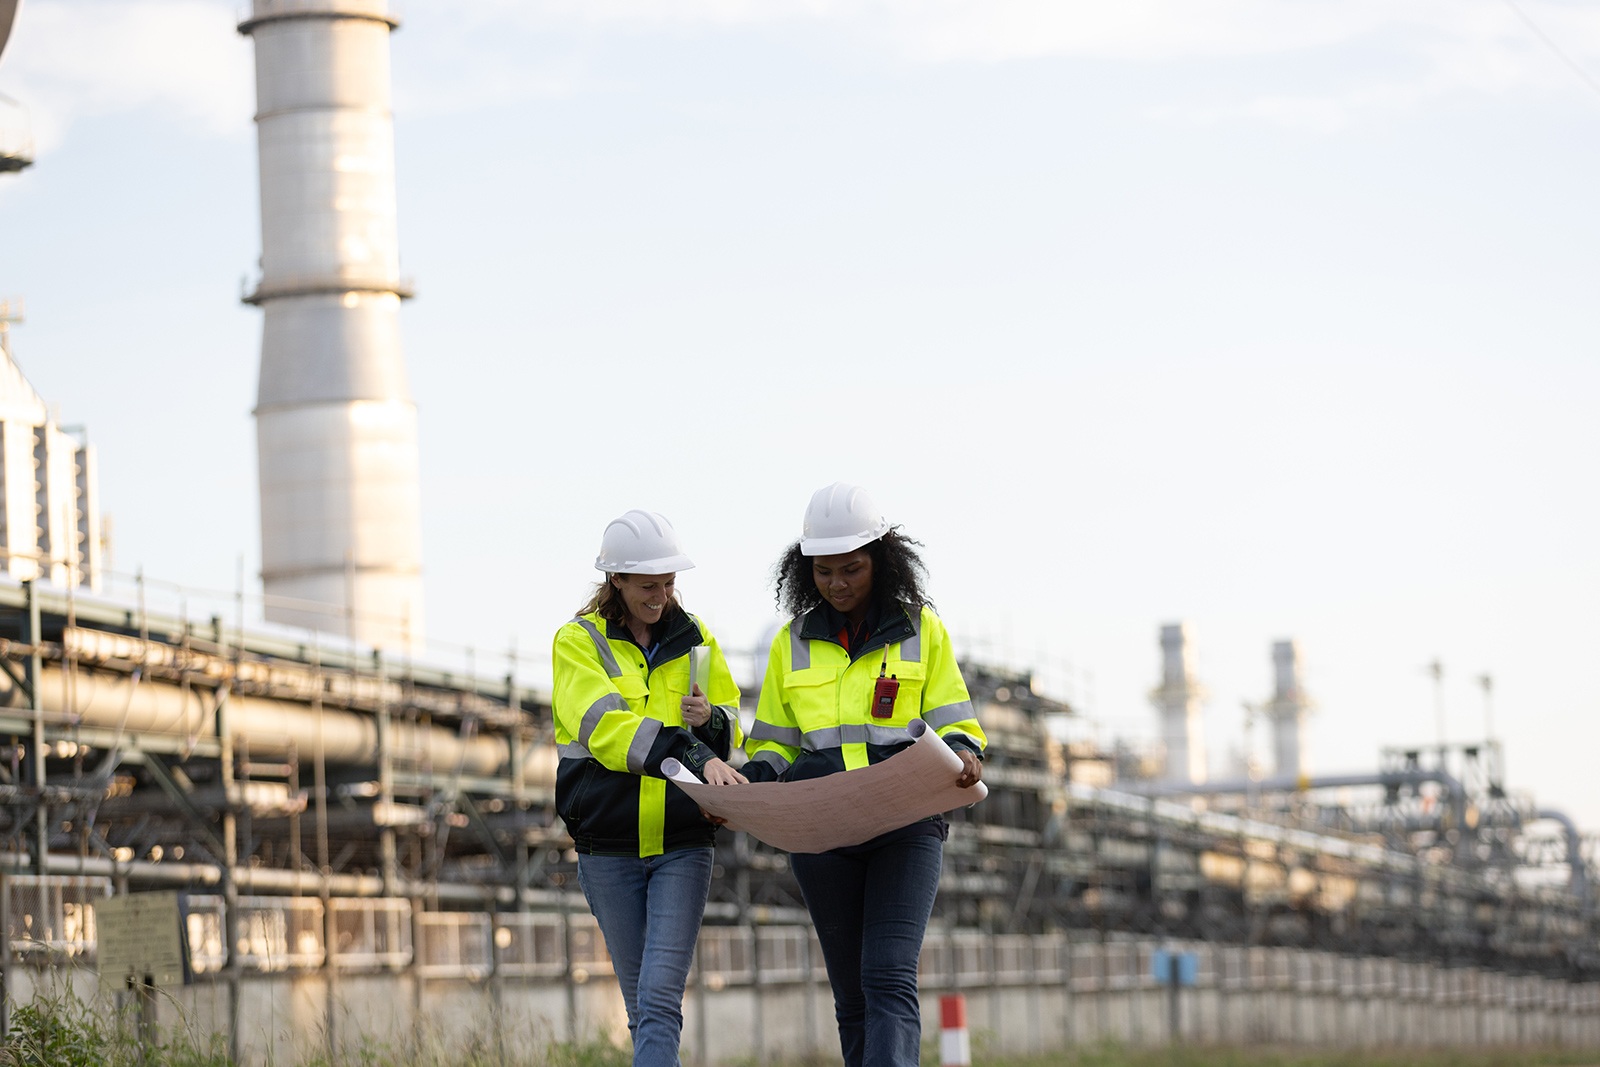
[0,576,1595,1058]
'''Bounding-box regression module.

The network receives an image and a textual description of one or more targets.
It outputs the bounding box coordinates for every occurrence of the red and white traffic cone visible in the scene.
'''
[940,993,970,1067]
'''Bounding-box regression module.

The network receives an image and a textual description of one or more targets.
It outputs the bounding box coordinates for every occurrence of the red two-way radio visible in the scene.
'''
[872,655,898,719]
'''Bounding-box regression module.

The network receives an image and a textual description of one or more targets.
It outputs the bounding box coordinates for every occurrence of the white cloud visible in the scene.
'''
[1143,4,1600,130]
[0,0,251,154]
[0,0,1596,147]
[478,0,1600,125]
[486,0,1600,64]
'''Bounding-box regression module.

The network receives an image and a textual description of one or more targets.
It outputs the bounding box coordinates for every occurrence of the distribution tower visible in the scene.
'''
[1267,639,1310,779]
[1152,622,1206,783]
[240,0,423,650]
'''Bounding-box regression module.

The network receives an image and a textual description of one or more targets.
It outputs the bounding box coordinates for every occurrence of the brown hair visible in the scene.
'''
[575,574,684,627]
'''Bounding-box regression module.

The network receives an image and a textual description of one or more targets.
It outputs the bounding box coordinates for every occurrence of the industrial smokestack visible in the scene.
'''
[240,0,423,651]
[1268,639,1309,779]
[1152,622,1206,784]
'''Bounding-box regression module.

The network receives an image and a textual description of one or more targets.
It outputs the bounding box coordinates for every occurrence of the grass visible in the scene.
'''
[975,1047,1600,1067]
[1,993,1596,1067]
[292,1032,634,1067]
[0,986,636,1067]
[0,987,229,1067]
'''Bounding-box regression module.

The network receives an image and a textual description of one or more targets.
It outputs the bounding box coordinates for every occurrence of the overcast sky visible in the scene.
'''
[0,0,1597,828]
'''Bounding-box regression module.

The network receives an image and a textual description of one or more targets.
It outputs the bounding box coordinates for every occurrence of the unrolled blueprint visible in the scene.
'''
[661,720,988,854]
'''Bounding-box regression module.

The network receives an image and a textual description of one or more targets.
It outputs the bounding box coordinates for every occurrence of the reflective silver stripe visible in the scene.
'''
[579,692,628,746]
[713,704,740,722]
[789,623,810,670]
[573,618,622,678]
[859,723,916,746]
[751,720,803,747]
[627,718,663,774]
[802,726,841,750]
[752,749,791,773]
[900,607,923,663]
[922,700,975,729]
[804,723,915,749]
[559,741,593,760]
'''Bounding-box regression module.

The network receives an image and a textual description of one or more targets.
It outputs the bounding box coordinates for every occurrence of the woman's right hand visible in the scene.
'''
[956,749,983,788]
[701,757,747,786]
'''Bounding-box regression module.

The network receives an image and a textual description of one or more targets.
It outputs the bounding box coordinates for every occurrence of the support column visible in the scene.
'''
[377,652,397,897]
[1,870,10,1041]
[800,920,817,1057]
[737,853,763,1063]
[313,642,337,1057]
[219,684,243,1065]
[24,581,44,875]
[561,891,578,1043]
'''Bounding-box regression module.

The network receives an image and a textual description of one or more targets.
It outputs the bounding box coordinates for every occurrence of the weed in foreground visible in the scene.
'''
[0,984,228,1067]
[974,1044,1600,1067]
[8,993,1595,1067]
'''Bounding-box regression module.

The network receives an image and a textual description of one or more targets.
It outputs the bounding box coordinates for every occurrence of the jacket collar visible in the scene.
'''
[797,600,915,663]
[604,605,703,669]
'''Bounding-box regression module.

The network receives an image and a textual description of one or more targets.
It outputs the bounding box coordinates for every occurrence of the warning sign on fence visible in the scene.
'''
[95,890,191,988]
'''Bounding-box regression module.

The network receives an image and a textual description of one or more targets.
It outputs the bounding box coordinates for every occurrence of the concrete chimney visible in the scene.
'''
[1152,622,1206,784]
[1268,639,1309,779]
[241,0,423,650]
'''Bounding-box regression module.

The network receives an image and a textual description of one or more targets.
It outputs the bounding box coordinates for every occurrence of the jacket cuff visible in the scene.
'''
[644,726,708,777]
[944,735,984,761]
[740,758,781,784]
[678,740,717,778]
[692,707,731,760]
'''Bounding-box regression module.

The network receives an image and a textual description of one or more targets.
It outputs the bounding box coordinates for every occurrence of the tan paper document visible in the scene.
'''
[662,720,986,853]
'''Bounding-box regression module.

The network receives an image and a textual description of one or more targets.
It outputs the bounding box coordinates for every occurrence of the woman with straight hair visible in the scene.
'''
[552,509,746,1067]
[743,482,986,1067]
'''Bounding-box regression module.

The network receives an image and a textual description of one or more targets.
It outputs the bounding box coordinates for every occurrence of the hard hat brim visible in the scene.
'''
[799,527,887,557]
[595,553,696,574]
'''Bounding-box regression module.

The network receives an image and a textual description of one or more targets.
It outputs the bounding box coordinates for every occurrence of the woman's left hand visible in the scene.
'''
[956,749,982,789]
[681,684,712,727]
[701,757,748,786]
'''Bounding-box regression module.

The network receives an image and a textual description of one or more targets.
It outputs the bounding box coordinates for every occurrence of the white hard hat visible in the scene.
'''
[595,510,696,574]
[799,482,890,557]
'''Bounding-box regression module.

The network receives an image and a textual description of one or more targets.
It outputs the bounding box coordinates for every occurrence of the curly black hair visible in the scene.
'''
[772,527,934,618]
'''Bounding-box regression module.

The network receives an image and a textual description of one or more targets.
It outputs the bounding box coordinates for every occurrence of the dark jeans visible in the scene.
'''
[790,835,943,1067]
[577,848,714,1067]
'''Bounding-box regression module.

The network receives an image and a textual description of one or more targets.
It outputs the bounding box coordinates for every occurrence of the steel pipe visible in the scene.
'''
[0,664,556,785]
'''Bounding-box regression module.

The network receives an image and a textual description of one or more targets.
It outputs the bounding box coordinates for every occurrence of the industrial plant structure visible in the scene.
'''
[0,0,29,175]
[0,571,1593,1060]
[0,0,1595,1061]
[242,0,424,652]
[1152,622,1206,784]
[0,325,100,592]
[0,559,1587,1062]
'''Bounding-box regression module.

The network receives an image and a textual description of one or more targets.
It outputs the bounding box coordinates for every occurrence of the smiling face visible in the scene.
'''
[811,550,874,619]
[611,573,675,629]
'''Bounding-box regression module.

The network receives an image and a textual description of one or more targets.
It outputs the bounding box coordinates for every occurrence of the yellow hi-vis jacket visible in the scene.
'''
[744,602,985,792]
[553,607,743,857]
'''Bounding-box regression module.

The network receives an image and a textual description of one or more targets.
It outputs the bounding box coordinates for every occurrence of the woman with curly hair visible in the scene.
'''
[742,482,986,1067]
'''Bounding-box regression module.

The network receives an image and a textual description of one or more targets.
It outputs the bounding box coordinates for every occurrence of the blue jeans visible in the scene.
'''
[577,848,713,1067]
[790,836,943,1067]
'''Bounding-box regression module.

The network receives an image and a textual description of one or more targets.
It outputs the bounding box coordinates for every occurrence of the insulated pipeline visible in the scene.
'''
[4,665,556,785]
